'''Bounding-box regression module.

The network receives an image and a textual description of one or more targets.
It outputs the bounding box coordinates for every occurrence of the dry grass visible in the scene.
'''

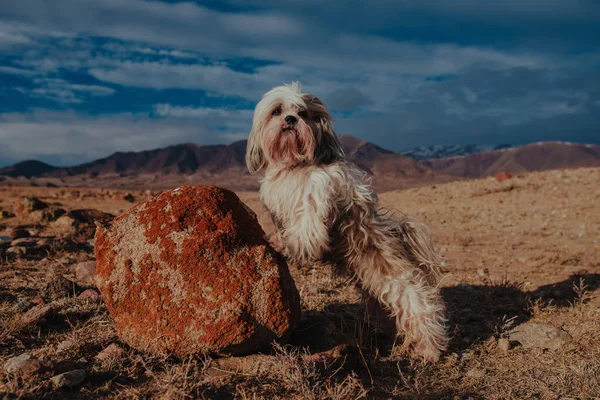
[1,167,600,399]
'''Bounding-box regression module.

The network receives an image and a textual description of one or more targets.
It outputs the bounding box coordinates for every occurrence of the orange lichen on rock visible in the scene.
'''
[94,185,300,357]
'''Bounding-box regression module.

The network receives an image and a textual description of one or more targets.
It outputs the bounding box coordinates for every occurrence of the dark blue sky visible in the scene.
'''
[0,0,599,166]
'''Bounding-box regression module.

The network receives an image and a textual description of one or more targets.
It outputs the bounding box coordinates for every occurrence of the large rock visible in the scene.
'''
[94,186,300,357]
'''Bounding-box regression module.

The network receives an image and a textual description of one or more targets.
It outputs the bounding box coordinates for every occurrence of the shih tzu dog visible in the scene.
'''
[246,82,448,362]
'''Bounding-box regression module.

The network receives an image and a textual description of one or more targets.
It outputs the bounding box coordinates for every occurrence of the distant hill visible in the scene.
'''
[0,136,451,192]
[400,144,514,160]
[0,160,57,178]
[422,141,600,178]
[338,135,454,191]
[52,141,247,177]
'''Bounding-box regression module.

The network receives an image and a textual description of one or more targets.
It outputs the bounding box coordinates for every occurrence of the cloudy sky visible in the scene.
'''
[0,0,599,166]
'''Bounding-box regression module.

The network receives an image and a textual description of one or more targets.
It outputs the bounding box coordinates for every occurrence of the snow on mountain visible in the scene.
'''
[399,144,514,160]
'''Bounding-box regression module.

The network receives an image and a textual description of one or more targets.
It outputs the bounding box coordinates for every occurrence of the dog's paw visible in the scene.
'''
[413,342,442,363]
[267,234,286,254]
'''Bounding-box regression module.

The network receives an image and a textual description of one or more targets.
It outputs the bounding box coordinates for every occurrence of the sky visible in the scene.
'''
[0,0,599,167]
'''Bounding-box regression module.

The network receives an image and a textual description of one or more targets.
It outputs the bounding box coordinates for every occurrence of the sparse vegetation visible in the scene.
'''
[1,167,600,399]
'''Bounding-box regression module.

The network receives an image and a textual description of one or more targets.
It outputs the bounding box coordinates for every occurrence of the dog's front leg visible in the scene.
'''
[281,178,333,265]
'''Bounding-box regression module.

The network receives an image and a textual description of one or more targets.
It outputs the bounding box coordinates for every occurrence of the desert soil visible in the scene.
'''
[1,167,599,399]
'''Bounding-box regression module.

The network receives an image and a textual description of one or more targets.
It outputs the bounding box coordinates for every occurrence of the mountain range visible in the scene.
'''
[422,141,600,178]
[399,144,514,160]
[0,136,453,192]
[1,137,599,192]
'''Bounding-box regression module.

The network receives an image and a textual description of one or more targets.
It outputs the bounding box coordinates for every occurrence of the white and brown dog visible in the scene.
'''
[246,82,448,362]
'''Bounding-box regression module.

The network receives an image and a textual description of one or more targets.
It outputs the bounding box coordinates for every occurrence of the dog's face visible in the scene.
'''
[246,82,344,172]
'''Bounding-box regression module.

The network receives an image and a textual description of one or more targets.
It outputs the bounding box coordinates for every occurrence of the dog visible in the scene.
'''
[245,82,449,362]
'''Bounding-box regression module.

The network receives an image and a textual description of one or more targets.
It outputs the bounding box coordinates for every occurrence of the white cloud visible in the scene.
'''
[0,30,32,47]
[153,104,252,119]
[0,66,36,76]
[15,78,115,104]
[89,61,306,100]
[0,0,305,56]
[0,0,562,115]
[479,95,588,125]
[224,0,599,23]
[0,19,73,47]
[153,104,253,138]
[0,108,251,165]
[462,87,478,103]
[0,0,553,76]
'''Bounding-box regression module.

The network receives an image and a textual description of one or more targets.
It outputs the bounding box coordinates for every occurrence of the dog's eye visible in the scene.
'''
[272,107,282,116]
[298,110,308,118]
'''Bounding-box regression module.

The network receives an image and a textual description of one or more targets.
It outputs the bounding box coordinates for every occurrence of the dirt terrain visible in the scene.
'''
[1,167,599,399]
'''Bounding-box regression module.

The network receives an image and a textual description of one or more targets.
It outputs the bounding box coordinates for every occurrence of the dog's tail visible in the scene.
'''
[395,217,445,285]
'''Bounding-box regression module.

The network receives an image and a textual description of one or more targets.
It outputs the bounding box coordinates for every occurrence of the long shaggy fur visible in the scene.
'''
[247,82,449,362]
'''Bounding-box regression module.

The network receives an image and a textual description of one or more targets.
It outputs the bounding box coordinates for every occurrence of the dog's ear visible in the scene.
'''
[317,118,345,164]
[246,126,266,173]
[304,94,345,164]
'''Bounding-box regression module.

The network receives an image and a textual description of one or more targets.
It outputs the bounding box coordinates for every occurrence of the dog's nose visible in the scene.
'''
[285,115,297,125]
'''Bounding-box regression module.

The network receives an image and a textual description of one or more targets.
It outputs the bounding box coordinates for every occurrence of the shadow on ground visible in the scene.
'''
[291,273,600,354]
[286,273,600,398]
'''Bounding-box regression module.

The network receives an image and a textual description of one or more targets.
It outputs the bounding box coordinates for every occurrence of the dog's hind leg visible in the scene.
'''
[357,262,448,362]
[346,217,449,362]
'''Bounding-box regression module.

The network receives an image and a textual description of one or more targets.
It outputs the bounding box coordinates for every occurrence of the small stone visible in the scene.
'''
[15,196,48,215]
[4,353,43,377]
[0,210,15,219]
[477,268,489,277]
[465,367,486,379]
[497,338,510,352]
[50,209,114,239]
[7,246,28,257]
[28,208,66,224]
[57,339,76,353]
[67,209,114,225]
[494,172,512,182]
[304,344,353,371]
[27,227,41,236]
[20,304,53,326]
[456,283,474,292]
[10,238,38,247]
[50,369,86,388]
[123,193,135,203]
[9,227,30,240]
[96,343,124,363]
[78,289,100,301]
[73,261,96,286]
[509,322,572,350]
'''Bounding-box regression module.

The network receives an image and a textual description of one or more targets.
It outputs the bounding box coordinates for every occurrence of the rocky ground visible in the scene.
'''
[1,167,599,399]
